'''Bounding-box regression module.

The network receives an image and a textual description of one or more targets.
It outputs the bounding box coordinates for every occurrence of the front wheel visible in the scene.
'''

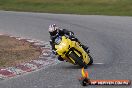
[87,54,93,65]
[69,51,88,68]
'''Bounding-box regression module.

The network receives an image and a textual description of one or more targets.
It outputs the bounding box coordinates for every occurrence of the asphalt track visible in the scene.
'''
[0,11,132,88]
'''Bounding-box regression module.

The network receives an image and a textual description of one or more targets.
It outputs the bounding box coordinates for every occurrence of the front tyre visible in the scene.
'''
[69,51,88,68]
[87,54,93,65]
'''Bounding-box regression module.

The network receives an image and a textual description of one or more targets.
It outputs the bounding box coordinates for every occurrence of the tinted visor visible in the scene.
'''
[49,29,58,36]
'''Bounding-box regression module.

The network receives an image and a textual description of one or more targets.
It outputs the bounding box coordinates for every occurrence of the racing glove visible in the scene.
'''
[52,50,57,55]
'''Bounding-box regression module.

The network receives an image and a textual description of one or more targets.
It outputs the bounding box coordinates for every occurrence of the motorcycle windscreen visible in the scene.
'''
[54,36,62,45]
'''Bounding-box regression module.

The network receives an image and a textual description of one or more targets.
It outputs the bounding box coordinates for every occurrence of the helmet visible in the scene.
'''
[48,24,59,36]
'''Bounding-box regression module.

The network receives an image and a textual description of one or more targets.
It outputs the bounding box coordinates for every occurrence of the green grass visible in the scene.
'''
[0,0,132,16]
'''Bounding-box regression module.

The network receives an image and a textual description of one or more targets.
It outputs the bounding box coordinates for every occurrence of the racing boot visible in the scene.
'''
[81,45,90,54]
[76,40,90,53]
[71,37,90,53]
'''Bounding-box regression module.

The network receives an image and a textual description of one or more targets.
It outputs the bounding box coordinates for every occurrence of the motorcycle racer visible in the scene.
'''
[49,24,89,61]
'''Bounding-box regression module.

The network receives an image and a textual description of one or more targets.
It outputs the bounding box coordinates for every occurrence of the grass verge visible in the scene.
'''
[0,0,132,16]
[0,35,41,67]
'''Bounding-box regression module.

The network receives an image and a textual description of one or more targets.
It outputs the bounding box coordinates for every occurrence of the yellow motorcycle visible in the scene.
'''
[54,35,93,68]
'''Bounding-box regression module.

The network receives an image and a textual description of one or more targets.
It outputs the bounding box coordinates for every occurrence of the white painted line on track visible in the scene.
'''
[93,63,104,65]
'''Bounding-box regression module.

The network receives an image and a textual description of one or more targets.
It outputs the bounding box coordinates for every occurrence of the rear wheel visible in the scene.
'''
[69,51,87,68]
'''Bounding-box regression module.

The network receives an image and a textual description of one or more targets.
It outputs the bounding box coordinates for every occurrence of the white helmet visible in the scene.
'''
[48,24,59,36]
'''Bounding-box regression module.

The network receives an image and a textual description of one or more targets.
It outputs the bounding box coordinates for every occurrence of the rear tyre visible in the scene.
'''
[69,51,88,68]
[87,54,93,65]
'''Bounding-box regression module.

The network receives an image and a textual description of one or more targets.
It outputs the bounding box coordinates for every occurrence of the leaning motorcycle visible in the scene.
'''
[54,35,93,68]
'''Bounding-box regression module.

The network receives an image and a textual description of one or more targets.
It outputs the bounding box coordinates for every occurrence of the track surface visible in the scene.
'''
[0,11,132,88]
